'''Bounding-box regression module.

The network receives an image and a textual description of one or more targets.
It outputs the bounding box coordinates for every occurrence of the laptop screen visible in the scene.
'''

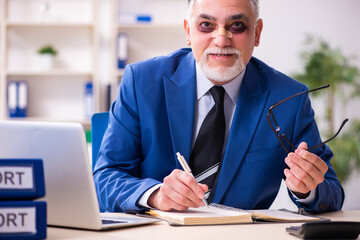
[0,121,104,229]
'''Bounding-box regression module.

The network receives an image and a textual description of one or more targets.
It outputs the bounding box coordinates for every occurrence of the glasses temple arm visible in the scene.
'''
[269,84,330,111]
[308,118,349,152]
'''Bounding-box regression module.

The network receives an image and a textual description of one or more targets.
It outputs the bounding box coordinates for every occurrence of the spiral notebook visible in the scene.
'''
[146,203,321,226]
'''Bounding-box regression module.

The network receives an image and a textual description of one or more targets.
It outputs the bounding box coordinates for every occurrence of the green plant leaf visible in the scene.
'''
[292,35,360,183]
[37,45,58,56]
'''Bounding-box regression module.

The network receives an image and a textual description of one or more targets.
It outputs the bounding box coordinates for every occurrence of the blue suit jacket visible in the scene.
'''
[94,48,344,213]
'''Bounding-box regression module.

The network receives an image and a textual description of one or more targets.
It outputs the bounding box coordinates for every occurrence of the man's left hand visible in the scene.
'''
[284,142,328,198]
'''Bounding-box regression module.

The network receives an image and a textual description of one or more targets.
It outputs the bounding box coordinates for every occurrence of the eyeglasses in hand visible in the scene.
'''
[267,84,348,153]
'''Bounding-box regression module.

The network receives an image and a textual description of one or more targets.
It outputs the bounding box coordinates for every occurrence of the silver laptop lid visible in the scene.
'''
[0,121,103,230]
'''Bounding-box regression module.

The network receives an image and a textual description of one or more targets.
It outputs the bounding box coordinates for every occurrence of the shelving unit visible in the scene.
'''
[109,0,188,102]
[0,0,99,127]
[0,0,189,126]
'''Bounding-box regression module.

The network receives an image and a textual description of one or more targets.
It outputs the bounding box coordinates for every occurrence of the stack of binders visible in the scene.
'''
[0,159,47,239]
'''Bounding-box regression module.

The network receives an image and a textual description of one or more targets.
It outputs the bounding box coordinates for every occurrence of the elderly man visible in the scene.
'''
[94,0,344,213]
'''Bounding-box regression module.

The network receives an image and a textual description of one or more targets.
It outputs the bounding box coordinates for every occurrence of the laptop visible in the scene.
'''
[0,120,157,230]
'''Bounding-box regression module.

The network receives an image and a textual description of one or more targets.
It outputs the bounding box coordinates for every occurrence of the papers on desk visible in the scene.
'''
[248,209,320,222]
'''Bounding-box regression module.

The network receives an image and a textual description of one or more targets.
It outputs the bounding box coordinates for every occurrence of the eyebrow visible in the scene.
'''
[198,13,217,21]
[197,13,249,23]
[227,13,249,22]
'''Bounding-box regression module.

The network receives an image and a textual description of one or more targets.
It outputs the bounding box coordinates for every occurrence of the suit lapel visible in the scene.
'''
[164,52,196,168]
[213,61,270,203]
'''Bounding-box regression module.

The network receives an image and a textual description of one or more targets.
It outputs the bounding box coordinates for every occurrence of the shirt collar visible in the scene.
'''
[195,63,245,104]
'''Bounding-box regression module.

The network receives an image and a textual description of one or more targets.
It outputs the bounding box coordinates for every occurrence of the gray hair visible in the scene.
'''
[186,0,260,21]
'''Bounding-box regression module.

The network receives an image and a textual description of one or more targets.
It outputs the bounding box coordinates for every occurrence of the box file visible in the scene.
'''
[0,159,45,200]
[7,81,28,118]
[0,201,46,239]
[117,33,128,69]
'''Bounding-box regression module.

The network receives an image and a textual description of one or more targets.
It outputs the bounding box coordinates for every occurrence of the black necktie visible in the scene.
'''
[190,86,225,199]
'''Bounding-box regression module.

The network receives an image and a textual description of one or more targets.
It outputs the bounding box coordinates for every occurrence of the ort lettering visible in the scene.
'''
[0,207,36,233]
[0,167,33,189]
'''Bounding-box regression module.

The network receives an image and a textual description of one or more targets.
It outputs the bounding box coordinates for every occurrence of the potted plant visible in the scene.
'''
[37,44,58,70]
[292,35,360,182]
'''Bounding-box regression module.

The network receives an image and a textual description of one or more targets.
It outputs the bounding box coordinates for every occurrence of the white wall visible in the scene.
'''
[254,0,360,73]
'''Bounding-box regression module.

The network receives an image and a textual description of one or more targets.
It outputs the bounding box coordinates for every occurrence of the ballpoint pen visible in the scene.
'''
[176,152,209,207]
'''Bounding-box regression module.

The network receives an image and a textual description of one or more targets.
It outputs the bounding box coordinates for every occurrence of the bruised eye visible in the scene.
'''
[199,22,215,33]
[228,22,247,33]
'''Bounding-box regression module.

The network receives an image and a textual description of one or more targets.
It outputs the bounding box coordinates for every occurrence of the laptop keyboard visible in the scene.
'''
[102,219,128,225]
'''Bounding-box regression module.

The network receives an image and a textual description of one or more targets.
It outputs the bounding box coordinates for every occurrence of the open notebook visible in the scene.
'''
[146,203,322,226]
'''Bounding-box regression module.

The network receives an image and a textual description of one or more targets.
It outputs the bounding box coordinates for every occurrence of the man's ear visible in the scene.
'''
[184,19,191,46]
[254,18,263,47]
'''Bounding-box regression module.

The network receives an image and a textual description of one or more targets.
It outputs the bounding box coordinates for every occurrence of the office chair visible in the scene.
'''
[91,112,109,171]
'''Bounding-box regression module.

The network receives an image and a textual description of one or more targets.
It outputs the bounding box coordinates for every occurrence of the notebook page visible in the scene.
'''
[249,209,320,222]
[151,205,249,218]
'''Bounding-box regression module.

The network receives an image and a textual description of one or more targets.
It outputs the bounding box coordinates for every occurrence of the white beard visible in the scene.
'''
[199,47,245,83]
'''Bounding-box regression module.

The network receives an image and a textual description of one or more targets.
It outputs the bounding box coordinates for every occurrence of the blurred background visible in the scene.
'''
[0,0,359,210]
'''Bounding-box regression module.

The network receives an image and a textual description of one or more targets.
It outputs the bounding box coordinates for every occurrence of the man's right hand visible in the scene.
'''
[147,169,208,211]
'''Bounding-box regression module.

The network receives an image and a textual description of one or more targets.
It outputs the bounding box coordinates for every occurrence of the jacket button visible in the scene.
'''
[318,201,328,210]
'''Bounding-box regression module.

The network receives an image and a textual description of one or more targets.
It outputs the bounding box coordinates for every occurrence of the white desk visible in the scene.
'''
[47,210,360,240]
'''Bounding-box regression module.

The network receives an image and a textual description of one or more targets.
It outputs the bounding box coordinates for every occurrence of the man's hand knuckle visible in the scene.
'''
[292,179,302,188]
[317,175,325,184]
[303,164,313,173]
[180,186,191,196]
[183,176,193,186]
[163,176,170,184]
[172,169,181,175]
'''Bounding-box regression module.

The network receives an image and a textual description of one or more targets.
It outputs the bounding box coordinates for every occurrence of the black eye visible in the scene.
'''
[199,22,215,33]
[229,22,247,33]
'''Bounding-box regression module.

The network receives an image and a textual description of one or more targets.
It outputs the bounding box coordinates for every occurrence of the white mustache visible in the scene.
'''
[204,47,241,56]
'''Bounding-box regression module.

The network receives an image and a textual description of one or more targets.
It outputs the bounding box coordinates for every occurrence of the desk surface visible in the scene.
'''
[48,210,360,240]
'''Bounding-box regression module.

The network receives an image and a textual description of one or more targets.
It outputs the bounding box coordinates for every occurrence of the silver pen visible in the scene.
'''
[176,152,209,207]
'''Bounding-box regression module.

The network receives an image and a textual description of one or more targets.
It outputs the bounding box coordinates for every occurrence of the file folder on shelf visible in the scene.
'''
[0,159,45,200]
[7,81,28,118]
[117,32,128,69]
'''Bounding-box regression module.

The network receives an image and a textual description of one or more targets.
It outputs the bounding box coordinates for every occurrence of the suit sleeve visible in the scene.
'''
[93,65,161,212]
[287,88,345,212]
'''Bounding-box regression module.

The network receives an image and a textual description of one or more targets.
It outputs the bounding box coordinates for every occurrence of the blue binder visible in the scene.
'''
[117,33,128,69]
[0,159,45,200]
[7,81,28,118]
[0,201,47,239]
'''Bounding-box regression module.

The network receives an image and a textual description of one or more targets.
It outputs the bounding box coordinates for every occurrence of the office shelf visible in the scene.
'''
[110,0,188,102]
[0,0,188,122]
[0,0,99,123]
[6,22,94,28]
[117,24,184,31]
[6,70,94,78]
